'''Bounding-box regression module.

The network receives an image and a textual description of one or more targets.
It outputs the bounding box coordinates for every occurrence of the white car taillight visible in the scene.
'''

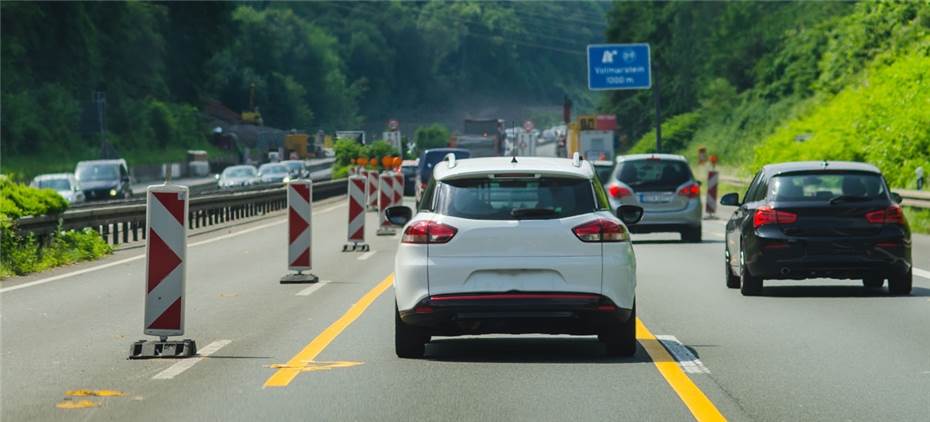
[572,218,628,242]
[402,221,458,244]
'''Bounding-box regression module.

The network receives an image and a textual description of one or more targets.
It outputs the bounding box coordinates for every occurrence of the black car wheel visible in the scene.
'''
[600,302,637,357]
[395,303,428,358]
[740,252,763,296]
[681,227,702,243]
[888,268,912,295]
[725,252,740,289]
[862,276,884,288]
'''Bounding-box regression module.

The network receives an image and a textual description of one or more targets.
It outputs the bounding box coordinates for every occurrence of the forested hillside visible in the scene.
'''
[2,1,606,176]
[609,1,930,189]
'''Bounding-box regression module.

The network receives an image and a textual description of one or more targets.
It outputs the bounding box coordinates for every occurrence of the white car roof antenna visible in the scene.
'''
[445,153,457,169]
[572,152,582,167]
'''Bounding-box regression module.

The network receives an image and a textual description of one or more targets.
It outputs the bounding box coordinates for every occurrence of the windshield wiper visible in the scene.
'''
[829,195,872,205]
[510,208,558,219]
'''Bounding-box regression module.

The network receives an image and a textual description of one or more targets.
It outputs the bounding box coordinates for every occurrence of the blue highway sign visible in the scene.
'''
[587,44,651,91]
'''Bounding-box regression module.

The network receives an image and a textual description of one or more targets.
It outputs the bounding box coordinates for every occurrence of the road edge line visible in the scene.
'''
[637,319,727,421]
[263,274,394,388]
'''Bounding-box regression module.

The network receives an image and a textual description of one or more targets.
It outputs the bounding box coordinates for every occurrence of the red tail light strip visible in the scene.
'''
[429,293,601,301]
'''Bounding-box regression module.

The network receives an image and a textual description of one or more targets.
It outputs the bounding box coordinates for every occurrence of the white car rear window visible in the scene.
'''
[433,177,596,220]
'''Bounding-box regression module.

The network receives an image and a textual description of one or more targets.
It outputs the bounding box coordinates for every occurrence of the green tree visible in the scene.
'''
[413,124,451,157]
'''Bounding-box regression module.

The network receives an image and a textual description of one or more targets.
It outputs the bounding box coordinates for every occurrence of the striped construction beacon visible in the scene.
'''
[392,171,404,206]
[346,175,367,244]
[377,171,396,235]
[367,169,379,211]
[144,184,189,337]
[705,170,719,215]
[287,180,313,271]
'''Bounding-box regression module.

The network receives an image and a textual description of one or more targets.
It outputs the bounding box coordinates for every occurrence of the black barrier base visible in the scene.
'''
[342,243,370,252]
[128,339,197,359]
[280,272,319,284]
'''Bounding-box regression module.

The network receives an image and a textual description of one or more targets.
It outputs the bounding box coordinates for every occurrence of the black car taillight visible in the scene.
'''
[865,205,906,225]
[753,206,798,229]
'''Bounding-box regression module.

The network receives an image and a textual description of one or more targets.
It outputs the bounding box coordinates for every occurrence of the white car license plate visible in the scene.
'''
[640,192,671,203]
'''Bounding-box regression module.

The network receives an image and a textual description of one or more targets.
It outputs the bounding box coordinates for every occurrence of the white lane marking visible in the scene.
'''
[914,268,930,280]
[0,255,145,294]
[151,339,231,380]
[656,335,710,374]
[0,201,347,294]
[357,251,377,261]
[296,280,330,296]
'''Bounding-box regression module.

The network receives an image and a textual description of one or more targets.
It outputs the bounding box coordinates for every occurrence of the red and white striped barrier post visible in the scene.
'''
[129,184,196,359]
[367,169,379,211]
[393,171,404,206]
[705,170,719,219]
[281,180,318,283]
[342,175,370,252]
[377,171,397,236]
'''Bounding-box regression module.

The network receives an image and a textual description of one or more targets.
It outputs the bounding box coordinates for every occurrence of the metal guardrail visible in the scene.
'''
[718,175,929,209]
[13,179,348,246]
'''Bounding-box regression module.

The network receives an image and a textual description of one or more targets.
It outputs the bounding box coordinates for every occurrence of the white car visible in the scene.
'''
[387,154,644,358]
[31,173,85,204]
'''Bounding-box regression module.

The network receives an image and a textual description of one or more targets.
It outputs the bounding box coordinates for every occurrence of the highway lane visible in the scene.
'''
[2,195,929,421]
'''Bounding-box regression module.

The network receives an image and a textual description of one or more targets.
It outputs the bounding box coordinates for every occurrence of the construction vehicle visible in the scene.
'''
[451,118,504,157]
[284,132,311,159]
[567,114,616,161]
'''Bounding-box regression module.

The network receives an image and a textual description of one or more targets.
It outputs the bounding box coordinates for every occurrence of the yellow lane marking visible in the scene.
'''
[263,274,393,388]
[637,319,727,421]
[56,399,98,409]
[65,389,125,397]
[267,360,364,372]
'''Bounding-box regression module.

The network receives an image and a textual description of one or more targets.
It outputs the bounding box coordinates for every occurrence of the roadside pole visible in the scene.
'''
[654,64,661,153]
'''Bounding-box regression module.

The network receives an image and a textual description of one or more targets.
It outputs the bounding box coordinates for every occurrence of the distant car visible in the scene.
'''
[401,159,417,196]
[606,154,702,242]
[416,148,470,204]
[591,159,615,183]
[721,161,912,296]
[281,160,307,179]
[75,159,133,201]
[30,173,84,204]
[257,163,290,184]
[387,155,644,358]
[217,165,259,189]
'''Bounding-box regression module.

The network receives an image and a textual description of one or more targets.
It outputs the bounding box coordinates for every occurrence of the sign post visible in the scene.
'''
[587,43,658,151]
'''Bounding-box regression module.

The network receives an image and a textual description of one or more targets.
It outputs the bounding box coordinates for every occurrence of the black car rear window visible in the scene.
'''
[77,164,118,182]
[769,172,887,202]
[615,159,692,191]
[433,177,596,220]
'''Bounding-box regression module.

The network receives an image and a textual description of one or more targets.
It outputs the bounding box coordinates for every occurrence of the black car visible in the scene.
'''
[720,161,912,296]
[74,159,133,201]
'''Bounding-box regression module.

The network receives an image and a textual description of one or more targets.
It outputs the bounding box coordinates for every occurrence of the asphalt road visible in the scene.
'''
[2,193,929,421]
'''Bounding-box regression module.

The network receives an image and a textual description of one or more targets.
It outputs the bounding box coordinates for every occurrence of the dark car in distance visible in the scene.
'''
[721,161,912,296]
[74,159,133,201]
[415,148,470,204]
